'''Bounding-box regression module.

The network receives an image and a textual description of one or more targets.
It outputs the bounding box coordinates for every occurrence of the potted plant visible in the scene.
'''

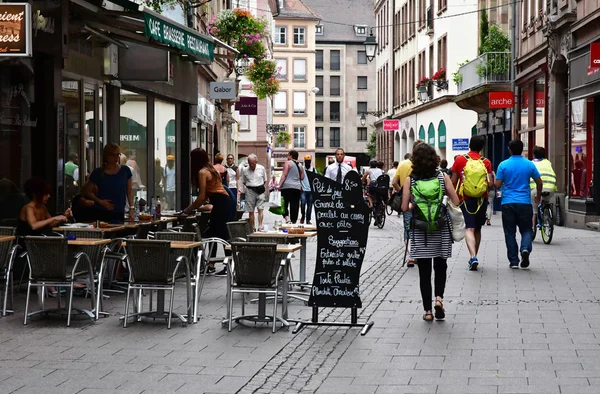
[416,77,431,92]
[431,68,448,90]
[452,60,469,86]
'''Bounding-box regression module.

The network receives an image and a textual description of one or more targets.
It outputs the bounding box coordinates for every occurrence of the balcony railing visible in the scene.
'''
[457,52,511,94]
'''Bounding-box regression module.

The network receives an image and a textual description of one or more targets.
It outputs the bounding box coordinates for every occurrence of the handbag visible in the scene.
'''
[447,200,466,242]
[390,191,403,212]
[269,196,285,215]
[268,190,282,208]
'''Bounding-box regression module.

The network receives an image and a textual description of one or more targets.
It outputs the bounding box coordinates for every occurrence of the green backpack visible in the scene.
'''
[411,175,445,232]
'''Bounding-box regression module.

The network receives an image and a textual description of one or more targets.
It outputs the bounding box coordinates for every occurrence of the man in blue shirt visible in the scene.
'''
[495,140,543,269]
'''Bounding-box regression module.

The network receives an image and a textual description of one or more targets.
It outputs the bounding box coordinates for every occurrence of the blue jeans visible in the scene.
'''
[300,190,313,222]
[501,203,533,265]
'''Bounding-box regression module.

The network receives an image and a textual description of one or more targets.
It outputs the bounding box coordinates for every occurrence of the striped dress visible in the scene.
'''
[409,172,453,259]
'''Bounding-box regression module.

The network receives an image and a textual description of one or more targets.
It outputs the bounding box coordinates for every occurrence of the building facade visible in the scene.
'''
[271,0,320,168]
[385,0,478,166]
[302,0,376,172]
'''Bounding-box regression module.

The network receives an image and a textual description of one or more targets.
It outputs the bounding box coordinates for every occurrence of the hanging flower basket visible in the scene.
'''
[276,131,291,146]
[208,9,268,62]
[432,68,446,81]
[246,60,280,99]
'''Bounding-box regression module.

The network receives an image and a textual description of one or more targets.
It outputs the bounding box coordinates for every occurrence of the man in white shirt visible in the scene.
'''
[239,153,268,231]
[325,148,352,183]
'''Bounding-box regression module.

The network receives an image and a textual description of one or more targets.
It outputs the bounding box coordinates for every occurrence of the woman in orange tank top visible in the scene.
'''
[183,149,235,273]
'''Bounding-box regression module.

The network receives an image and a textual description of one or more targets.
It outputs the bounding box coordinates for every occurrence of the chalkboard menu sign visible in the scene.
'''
[307,170,369,308]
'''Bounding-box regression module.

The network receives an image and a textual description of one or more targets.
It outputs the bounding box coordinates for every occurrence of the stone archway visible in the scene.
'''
[394,131,401,161]
[408,128,415,153]
[401,129,408,159]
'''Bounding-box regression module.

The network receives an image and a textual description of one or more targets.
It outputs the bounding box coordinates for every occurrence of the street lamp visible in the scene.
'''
[417,89,429,103]
[363,29,377,62]
[360,110,385,126]
[235,58,250,75]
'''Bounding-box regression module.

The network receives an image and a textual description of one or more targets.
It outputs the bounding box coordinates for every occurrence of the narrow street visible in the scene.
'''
[1,213,599,394]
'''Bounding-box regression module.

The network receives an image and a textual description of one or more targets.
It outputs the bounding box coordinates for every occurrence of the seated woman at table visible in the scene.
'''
[183,148,235,274]
[83,143,134,223]
[18,177,71,237]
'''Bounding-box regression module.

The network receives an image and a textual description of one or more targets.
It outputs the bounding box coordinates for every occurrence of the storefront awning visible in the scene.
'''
[438,120,446,148]
[427,123,435,147]
[142,8,214,62]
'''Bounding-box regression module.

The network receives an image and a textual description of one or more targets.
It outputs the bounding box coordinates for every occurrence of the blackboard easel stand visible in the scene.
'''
[292,306,374,336]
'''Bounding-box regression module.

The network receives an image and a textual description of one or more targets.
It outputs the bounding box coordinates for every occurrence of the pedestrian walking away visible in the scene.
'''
[325,148,352,183]
[225,154,239,202]
[451,135,493,271]
[486,170,496,226]
[495,140,543,269]
[300,155,315,225]
[401,143,460,321]
[393,142,425,267]
[278,150,304,224]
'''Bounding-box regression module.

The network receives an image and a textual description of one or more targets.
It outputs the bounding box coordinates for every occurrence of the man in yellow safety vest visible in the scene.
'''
[530,146,557,227]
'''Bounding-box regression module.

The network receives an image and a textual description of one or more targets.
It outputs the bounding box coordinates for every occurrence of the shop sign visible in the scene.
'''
[143,9,214,62]
[383,119,399,131]
[522,91,544,108]
[590,42,600,68]
[209,81,236,99]
[236,96,258,115]
[0,3,32,57]
[452,138,469,151]
[489,92,514,109]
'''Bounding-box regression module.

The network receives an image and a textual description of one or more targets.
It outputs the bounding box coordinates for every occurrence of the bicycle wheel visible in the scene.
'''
[532,214,537,241]
[386,202,394,216]
[377,206,386,228]
[541,205,554,244]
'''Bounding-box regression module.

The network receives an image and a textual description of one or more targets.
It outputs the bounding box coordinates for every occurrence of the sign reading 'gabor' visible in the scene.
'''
[209,81,236,99]
[0,3,32,57]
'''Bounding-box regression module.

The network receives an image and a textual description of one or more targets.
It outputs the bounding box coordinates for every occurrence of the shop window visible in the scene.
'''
[534,78,546,149]
[62,79,82,209]
[570,98,594,199]
[0,62,34,222]
[120,89,148,203]
[84,85,99,186]
[155,99,177,210]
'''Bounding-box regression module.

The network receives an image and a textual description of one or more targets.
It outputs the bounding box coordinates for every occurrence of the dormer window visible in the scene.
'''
[316,25,323,35]
[354,25,367,36]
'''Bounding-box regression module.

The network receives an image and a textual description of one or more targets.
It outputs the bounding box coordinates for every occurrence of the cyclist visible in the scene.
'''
[362,159,384,209]
[530,146,557,229]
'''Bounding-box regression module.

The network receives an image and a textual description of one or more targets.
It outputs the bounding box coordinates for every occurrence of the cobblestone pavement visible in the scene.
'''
[1,211,599,394]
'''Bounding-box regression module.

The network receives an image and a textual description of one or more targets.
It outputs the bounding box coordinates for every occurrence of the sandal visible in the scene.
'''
[434,299,445,320]
[423,311,434,321]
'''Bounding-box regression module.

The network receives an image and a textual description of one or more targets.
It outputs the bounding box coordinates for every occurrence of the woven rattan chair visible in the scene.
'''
[123,239,191,329]
[23,236,96,326]
[247,235,294,280]
[0,227,18,316]
[225,242,285,333]
[64,230,108,320]
[155,231,202,323]
[226,221,252,242]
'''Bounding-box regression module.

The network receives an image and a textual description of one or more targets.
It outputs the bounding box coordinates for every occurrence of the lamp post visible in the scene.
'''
[363,29,377,62]
[360,110,385,126]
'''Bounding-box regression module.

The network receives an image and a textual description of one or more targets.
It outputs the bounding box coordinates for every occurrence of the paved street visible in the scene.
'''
[1,211,600,394]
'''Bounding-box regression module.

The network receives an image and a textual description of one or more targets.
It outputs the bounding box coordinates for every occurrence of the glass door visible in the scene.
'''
[60,79,81,212]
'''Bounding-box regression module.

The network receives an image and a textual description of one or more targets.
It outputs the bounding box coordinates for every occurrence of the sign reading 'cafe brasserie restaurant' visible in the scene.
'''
[143,8,214,62]
[0,3,32,57]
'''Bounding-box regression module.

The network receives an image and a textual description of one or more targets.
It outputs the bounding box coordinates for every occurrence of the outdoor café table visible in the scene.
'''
[121,240,201,324]
[54,224,126,237]
[0,236,16,243]
[281,223,317,231]
[250,231,317,287]
[223,243,301,323]
[123,217,177,230]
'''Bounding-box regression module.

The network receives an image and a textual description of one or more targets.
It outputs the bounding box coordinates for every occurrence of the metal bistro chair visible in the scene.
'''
[23,236,96,326]
[225,242,286,333]
[0,226,18,316]
[226,220,252,242]
[122,239,191,329]
[155,231,201,322]
[64,230,108,320]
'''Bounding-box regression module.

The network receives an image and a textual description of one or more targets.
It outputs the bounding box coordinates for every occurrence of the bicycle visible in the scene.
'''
[532,191,554,244]
[385,191,395,216]
[372,193,386,229]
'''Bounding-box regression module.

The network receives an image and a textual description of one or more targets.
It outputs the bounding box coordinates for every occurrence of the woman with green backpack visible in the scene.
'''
[401,144,460,321]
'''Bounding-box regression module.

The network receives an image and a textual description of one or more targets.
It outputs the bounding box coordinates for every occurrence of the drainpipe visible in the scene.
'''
[510,0,518,139]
